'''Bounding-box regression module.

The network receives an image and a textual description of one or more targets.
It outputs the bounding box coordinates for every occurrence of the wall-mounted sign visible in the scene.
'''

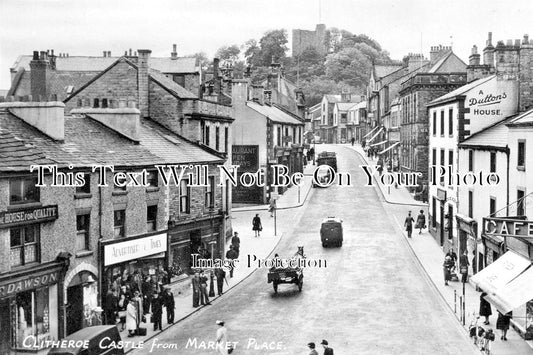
[483,217,533,238]
[103,232,167,266]
[0,205,58,229]
[232,145,259,172]
[436,188,447,201]
[466,79,518,118]
[0,270,59,298]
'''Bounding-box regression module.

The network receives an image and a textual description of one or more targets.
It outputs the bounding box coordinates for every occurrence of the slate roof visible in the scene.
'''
[0,110,222,172]
[428,75,495,106]
[149,69,197,99]
[374,65,403,79]
[324,95,341,103]
[427,51,467,73]
[247,102,303,125]
[11,55,199,74]
[507,108,533,126]
[459,116,514,149]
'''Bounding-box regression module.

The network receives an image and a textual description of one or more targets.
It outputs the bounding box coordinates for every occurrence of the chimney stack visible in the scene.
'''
[30,50,51,100]
[251,84,264,105]
[171,44,178,59]
[469,45,480,65]
[483,32,495,67]
[213,58,221,95]
[137,49,151,118]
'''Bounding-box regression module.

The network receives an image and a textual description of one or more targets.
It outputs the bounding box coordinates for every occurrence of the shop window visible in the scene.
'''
[180,180,190,214]
[215,126,220,151]
[10,225,39,267]
[205,176,215,208]
[76,214,90,251]
[517,189,526,216]
[146,170,158,188]
[147,205,157,232]
[10,177,40,205]
[76,173,91,194]
[518,140,526,170]
[114,210,125,238]
[13,287,56,350]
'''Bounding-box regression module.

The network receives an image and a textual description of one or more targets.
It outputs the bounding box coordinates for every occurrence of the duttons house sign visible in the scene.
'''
[0,205,58,228]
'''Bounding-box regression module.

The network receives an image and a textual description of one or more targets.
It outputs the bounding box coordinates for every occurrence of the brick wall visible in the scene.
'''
[65,61,138,112]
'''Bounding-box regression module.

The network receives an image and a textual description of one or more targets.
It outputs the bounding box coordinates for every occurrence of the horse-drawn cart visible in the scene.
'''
[267,247,305,294]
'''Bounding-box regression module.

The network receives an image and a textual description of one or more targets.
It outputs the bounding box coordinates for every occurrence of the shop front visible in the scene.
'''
[169,215,223,280]
[99,231,168,308]
[0,260,67,354]
[456,213,479,274]
[65,270,99,335]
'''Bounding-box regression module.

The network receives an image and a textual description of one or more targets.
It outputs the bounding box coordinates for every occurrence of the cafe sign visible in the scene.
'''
[0,205,58,229]
[103,232,167,266]
[483,217,533,239]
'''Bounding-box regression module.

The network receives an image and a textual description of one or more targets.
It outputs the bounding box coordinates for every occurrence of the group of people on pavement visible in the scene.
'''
[404,210,426,238]
[105,285,175,337]
[307,339,334,354]
[478,291,513,350]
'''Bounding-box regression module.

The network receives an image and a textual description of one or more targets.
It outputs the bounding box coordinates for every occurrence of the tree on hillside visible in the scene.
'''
[299,77,358,107]
[215,44,240,62]
[244,29,289,67]
[185,52,209,69]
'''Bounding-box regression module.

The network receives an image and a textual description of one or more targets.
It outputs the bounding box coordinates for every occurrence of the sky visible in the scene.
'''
[1,0,533,90]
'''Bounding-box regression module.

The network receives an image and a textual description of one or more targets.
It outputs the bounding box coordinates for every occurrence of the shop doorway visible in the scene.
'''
[0,299,10,355]
[66,285,83,335]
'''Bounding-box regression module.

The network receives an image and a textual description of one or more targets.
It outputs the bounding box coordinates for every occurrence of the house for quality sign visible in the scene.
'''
[103,232,167,266]
[0,205,58,228]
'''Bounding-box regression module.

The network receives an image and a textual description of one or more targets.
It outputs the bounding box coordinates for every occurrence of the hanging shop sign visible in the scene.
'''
[0,205,58,229]
[483,217,533,239]
[103,232,167,266]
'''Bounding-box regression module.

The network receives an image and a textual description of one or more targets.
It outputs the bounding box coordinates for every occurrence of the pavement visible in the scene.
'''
[119,163,315,352]
[346,142,533,355]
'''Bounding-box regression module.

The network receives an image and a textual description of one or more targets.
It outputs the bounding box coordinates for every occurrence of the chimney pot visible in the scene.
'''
[523,34,530,45]
[108,51,111,57]
[33,51,39,60]
[103,51,107,57]
[515,39,521,47]
[507,39,513,46]
[129,48,132,56]
[51,49,54,56]
[487,32,493,46]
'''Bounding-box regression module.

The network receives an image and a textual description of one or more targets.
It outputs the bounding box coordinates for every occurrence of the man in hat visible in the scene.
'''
[321,340,334,355]
[151,291,163,331]
[404,211,415,238]
[214,267,227,296]
[163,287,175,325]
[231,232,240,257]
[215,320,228,355]
[307,342,318,355]
[225,245,238,278]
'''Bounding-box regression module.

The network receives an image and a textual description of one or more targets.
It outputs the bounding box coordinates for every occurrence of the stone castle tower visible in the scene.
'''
[292,24,327,57]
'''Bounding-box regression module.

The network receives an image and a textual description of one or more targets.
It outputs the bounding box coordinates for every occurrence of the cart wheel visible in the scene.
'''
[322,242,327,248]
[298,279,303,292]
[273,282,278,294]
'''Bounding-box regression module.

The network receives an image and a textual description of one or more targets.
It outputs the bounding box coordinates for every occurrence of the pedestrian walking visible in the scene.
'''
[415,210,426,234]
[351,137,355,146]
[225,245,238,278]
[151,291,163,331]
[479,292,492,325]
[215,268,227,296]
[104,288,118,325]
[459,250,470,283]
[472,250,477,274]
[117,292,128,331]
[496,311,512,341]
[252,213,262,237]
[131,290,144,328]
[269,198,277,217]
[231,232,240,257]
[163,287,175,325]
[141,276,152,315]
[443,255,454,286]
[215,320,229,355]
[482,328,495,354]
[404,211,415,238]
[307,342,319,355]
[126,301,137,337]
[320,339,334,355]
[192,272,201,307]
[199,271,211,305]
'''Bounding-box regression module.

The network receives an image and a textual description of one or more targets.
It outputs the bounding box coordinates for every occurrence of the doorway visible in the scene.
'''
[66,285,83,335]
[439,203,445,246]
[0,299,10,355]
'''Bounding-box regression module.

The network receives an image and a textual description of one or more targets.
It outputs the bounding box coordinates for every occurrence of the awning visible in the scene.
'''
[471,250,531,294]
[378,141,400,154]
[484,266,533,314]
[370,140,388,147]
[362,126,379,139]
[366,127,384,144]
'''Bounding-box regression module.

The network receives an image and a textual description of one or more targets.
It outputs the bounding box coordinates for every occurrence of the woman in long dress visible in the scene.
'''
[216,320,228,355]
[126,302,137,337]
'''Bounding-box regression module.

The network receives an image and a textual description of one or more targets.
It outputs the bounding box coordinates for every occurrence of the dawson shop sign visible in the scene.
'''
[0,205,58,228]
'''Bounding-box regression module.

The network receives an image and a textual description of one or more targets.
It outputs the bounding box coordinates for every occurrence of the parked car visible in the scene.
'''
[320,217,343,247]
[48,325,125,355]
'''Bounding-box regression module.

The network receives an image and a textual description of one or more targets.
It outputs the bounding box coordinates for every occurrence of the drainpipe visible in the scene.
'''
[505,145,510,252]
[98,185,104,308]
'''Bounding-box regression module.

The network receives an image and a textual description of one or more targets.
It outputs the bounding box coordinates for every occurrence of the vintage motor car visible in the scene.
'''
[47,325,125,355]
[320,217,343,247]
